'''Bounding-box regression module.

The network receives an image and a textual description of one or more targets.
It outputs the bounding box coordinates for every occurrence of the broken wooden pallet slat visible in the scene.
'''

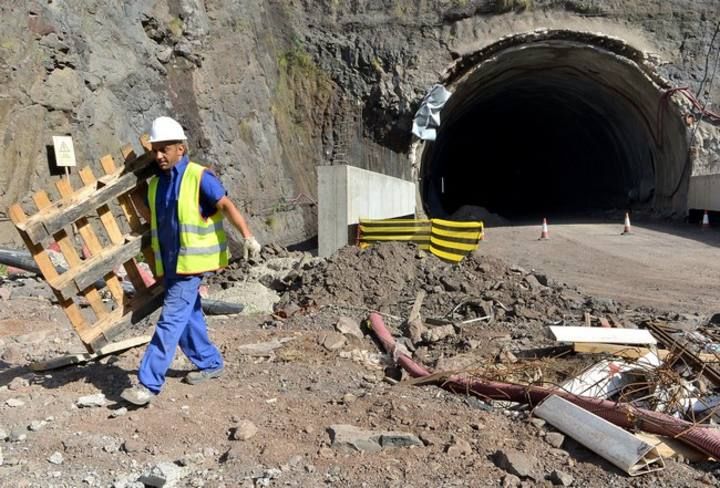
[84,282,165,351]
[100,155,143,232]
[18,155,155,243]
[78,166,150,294]
[30,335,152,372]
[33,190,110,320]
[47,232,148,297]
[55,177,126,305]
[8,203,93,347]
[120,146,157,272]
[99,155,155,288]
[634,432,710,462]
[573,342,719,363]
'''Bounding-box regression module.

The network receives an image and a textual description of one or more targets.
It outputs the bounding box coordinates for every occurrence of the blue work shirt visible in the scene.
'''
[150,155,227,279]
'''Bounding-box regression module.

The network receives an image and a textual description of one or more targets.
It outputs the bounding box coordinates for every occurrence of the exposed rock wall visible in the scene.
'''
[0,0,718,245]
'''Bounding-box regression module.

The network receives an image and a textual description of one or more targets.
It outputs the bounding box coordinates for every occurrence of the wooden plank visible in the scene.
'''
[99,156,142,230]
[79,166,149,293]
[8,204,91,345]
[100,155,156,276]
[123,144,155,171]
[574,343,719,362]
[19,161,155,243]
[84,282,165,351]
[33,191,109,320]
[29,334,152,372]
[549,326,657,345]
[121,144,137,161]
[48,232,149,297]
[55,178,126,305]
[634,433,710,462]
[139,133,152,153]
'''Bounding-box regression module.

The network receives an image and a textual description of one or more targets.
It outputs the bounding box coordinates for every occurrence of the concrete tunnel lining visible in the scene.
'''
[418,31,690,221]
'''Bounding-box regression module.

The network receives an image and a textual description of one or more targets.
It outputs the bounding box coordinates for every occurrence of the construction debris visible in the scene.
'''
[4,240,720,486]
[534,395,665,476]
[367,309,720,461]
[548,326,657,345]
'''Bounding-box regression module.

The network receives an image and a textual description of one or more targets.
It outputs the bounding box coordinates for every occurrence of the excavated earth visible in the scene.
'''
[1,242,719,487]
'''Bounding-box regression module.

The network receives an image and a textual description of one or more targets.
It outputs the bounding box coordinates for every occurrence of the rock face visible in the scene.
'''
[0,1,718,245]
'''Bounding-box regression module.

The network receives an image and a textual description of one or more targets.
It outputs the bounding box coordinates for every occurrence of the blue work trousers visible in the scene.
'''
[138,275,223,393]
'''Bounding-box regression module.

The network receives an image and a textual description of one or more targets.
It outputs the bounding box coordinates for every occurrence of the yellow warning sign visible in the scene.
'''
[52,136,77,167]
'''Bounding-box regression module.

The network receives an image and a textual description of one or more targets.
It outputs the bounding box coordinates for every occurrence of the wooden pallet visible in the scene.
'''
[9,137,164,353]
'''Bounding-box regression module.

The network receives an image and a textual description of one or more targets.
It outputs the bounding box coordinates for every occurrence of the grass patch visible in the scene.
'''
[278,41,317,77]
[238,119,255,146]
[496,0,533,12]
[168,16,184,38]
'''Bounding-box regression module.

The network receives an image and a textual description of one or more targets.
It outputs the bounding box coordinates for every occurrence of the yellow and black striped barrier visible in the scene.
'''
[358,218,483,263]
[358,218,432,250]
[429,218,484,263]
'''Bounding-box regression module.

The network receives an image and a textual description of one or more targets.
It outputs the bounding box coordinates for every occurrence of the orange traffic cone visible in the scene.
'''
[702,210,710,229]
[539,218,550,240]
[622,212,632,235]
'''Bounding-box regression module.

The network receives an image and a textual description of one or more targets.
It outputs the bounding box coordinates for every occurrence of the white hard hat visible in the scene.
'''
[149,116,187,143]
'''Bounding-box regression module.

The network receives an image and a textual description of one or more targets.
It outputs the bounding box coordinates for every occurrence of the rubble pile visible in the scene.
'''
[254,243,645,361]
[267,242,720,465]
[286,241,626,322]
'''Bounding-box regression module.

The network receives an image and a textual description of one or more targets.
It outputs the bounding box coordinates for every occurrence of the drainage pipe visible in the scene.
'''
[369,312,720,459]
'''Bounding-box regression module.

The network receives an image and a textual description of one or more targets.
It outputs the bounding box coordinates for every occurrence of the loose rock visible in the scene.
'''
[6,398,25,407]
[138,462,189,488]
[48,452,64,465]
[76,393,107,408]
[231,420,258,441]
[335,316,364,339]
[493,449,537,479]
[328,424,422,452]
[321,332,347,351]
[545,432,565,448]
[550,469,574,486]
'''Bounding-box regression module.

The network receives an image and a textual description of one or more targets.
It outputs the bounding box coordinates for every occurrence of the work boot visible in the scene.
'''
[120,384,156,406]
[185,366,224,385]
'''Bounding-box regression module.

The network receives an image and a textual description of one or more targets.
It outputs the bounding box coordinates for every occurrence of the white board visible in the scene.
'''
[549,326,657,345]
[52,136,77,167]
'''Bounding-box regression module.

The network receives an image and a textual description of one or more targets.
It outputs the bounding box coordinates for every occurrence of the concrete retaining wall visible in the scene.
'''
[688,174,720,211]
[318,165,416,257]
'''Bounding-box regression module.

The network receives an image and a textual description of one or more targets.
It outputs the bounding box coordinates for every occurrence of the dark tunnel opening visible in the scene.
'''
[419,33,689,223]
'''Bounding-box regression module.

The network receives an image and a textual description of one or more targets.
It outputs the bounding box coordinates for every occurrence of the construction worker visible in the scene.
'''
[121,116,261,406]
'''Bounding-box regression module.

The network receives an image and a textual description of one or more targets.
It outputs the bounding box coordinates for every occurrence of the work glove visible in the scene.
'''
[240,236,262,260]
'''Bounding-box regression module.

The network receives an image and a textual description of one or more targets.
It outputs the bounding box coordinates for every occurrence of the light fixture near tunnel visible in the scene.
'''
[416,30,689,224]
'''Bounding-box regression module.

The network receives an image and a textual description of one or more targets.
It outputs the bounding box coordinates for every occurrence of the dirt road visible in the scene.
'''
[479,219,720,314]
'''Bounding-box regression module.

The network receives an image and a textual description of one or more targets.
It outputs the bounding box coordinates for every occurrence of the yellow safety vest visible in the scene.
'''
[148,161,228,276]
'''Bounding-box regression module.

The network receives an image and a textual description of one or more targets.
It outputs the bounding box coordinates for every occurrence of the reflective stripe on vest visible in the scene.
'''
[148,161,229,276]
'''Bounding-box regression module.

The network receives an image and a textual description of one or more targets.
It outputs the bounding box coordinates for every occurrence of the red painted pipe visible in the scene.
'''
[369,312,720,459]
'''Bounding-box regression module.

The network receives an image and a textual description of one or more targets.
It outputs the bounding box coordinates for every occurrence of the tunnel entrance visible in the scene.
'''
[418,31,690,223]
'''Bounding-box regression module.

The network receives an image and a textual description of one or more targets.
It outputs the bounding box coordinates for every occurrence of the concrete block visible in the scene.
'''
[318,165,415,257]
